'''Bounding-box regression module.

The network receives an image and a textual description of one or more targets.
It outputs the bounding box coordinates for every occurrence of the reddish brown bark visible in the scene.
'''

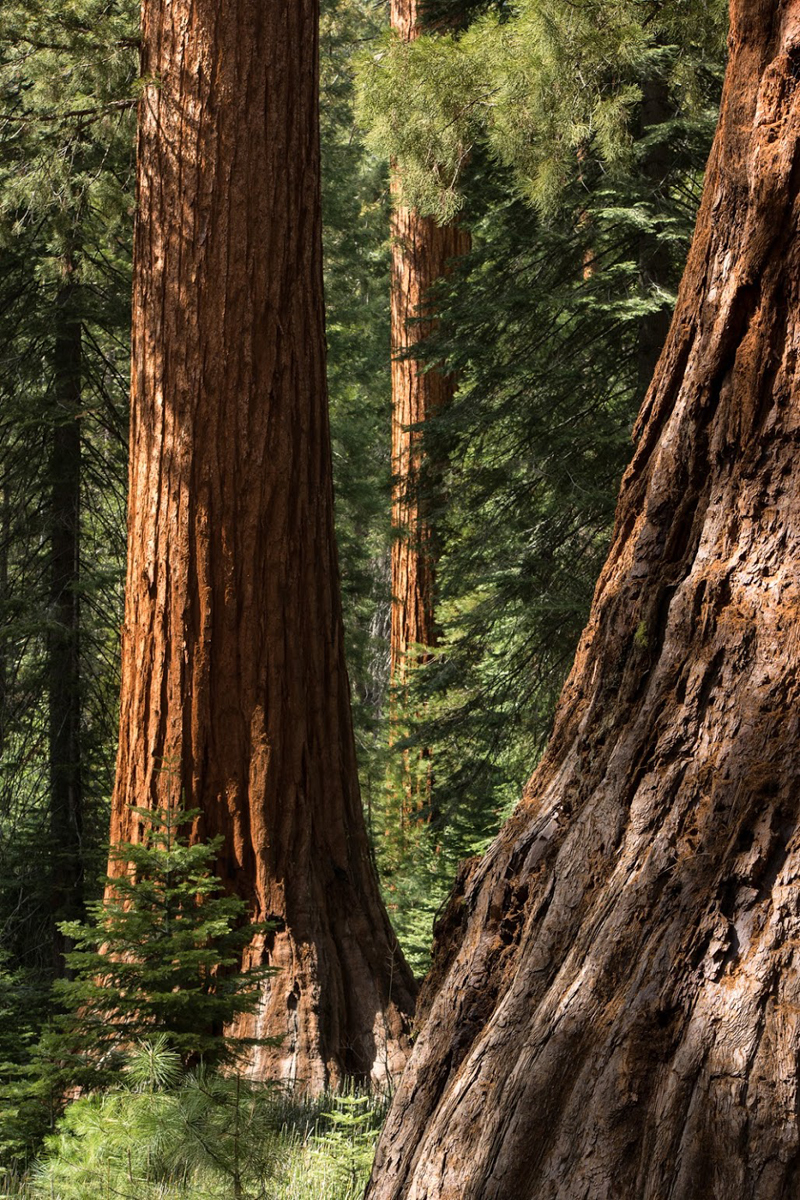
[112,0,416,1091]
[367,2,800,1195]
[390,203,469,678]
[389,0,470,684]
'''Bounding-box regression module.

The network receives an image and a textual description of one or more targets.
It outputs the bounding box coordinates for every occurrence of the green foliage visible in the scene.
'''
[372,726,443,976]
[356,0,727,217]
[357,0,727,970]
[51,806,273,1076]
[0,0,136,985]
[291,1093,386,1198]
[320,0,397,823]
[0,7,136,1166]
[0,1041,385,1199]
[393,139,718,927]
[0,811,273,1170]
[31,1049,286,1198]
[0,0,138,318]
[0,957,52,1168]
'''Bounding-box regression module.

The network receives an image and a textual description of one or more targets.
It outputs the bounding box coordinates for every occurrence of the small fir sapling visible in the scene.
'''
[50,804,274,1082]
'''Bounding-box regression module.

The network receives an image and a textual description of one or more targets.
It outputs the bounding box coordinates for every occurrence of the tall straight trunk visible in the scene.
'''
[112,0,416,1091]
[49,270,84,970]
[389,203,469,678]
[367,3,800,1196]
[389,0,470,685]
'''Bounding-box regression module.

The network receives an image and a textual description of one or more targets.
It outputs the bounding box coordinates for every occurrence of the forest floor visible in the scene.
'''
[0,1086,382,1199]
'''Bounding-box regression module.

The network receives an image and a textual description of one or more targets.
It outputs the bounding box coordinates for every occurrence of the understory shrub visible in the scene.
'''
[0,1041,386,1200]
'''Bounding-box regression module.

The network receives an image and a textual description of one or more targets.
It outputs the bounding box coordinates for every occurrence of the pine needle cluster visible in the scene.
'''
[17,1041,385,1200]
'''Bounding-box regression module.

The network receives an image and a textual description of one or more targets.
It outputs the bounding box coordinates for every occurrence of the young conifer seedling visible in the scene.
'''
[50,805,274,1087]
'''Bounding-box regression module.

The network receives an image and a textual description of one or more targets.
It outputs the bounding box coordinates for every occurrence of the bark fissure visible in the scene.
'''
[112,0,416,1090]
[366,3,800,1195]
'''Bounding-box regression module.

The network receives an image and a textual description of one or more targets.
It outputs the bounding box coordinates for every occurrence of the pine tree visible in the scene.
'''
[0,0,136,977]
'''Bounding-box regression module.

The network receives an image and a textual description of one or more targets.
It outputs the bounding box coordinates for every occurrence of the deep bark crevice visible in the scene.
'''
[111,0,416,1091]
[366,3,800,1195]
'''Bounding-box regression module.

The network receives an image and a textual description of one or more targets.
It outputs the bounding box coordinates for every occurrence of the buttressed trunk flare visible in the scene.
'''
[112,0,416,1092]
[367,1,800,1195]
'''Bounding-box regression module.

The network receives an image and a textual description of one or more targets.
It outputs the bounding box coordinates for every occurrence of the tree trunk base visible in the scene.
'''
[366,5,800,1194]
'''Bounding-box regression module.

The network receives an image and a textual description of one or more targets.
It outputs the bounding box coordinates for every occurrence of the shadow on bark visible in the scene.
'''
[365,3,800,1196]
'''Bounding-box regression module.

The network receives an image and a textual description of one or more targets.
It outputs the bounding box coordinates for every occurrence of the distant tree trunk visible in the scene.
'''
[388,0,470,840]
[367,4,800,1196]
[112,0,416,1091]
[389,0,470,686]
[49,267,84,971]
[390,203,468,679]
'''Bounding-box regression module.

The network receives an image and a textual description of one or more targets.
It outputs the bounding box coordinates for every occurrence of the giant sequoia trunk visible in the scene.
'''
[390,202,469,677]
[112,0,416,1091]
[389,0,470,683]
[367,2,800,1195]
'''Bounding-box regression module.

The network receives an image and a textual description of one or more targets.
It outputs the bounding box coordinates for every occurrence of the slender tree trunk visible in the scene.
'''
[388,0,470,841]
[49,268,84,971]
[389,0,470,685]
[367,4,800,1196]
[388,196,468,827]
[389,203,468,679]
[112,0,416,1091]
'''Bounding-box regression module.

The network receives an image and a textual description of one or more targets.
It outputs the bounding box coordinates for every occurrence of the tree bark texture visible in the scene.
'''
[50,273,84,969]
[389,0,470,683]
[112,0,416,1091]
[390,203,469,678]
[367,2,800,1195]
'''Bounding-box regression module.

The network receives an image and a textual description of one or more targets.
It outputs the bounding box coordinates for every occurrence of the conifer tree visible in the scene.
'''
[56,806,271,1072]
[0,0,136,976]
